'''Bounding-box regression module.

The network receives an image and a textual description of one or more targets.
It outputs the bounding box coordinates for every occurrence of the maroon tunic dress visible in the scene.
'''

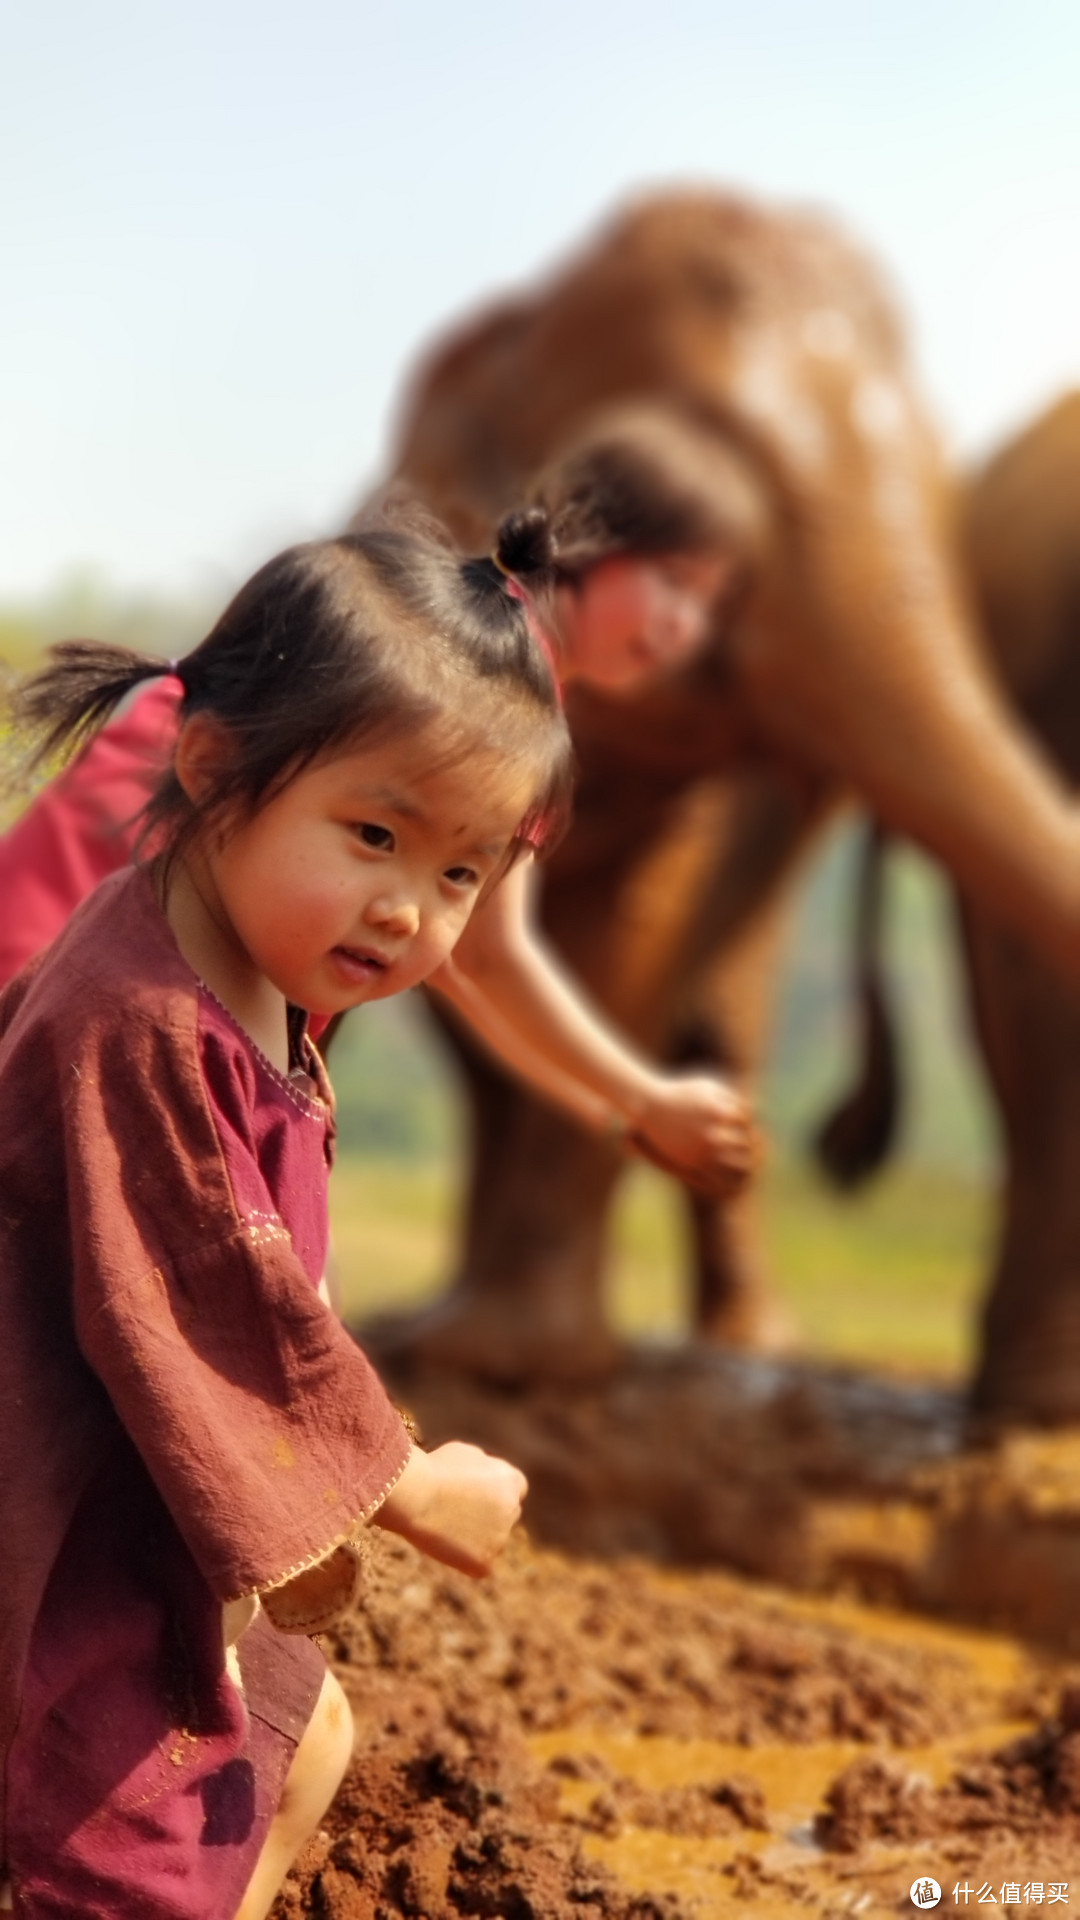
[0,868,411,1917]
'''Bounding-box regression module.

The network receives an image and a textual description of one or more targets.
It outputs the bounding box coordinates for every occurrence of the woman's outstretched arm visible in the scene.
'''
[428,859,756,1196]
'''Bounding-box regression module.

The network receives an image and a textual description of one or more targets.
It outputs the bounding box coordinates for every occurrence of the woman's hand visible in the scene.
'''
[627,1071,760,1197]
[374,1442,528,1577]
[436,861,762,1199]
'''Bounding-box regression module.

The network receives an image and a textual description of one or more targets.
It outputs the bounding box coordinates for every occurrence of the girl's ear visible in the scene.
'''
[173,711,234,805]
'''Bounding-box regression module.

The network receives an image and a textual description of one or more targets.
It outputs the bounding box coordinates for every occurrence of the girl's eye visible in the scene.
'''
[444,865,479,889]
[357,823,394,851]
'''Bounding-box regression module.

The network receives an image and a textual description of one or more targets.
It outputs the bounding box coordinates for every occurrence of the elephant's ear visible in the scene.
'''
[812,822,902,1190]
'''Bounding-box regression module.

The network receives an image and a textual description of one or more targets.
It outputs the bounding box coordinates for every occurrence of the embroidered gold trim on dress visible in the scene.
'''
[196,982,330,1120]
[243,1208,292,1249]
[222,1434,414,1615]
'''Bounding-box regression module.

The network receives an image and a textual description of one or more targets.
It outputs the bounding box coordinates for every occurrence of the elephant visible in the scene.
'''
[358,190,1080,1413]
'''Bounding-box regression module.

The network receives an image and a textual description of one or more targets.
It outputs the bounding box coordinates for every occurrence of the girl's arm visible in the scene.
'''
[427,859,755,1195]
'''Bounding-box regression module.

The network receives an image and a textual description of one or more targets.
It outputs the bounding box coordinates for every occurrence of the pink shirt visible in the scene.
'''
[0,678,182,984]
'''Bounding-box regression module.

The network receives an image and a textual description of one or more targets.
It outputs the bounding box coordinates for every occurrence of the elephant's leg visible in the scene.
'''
[365,999,628,1382]
[960,525,1080,1425]
[686,1187,793,1351]
[671,789,839,1350]
[656,1012,787,1351]
[963,902,1080,1426]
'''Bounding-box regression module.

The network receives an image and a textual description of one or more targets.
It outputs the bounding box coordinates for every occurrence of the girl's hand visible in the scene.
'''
[627,1072,760,1198]
[374,1441,528,1577]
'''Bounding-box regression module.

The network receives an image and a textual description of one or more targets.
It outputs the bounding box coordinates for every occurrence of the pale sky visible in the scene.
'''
[3,0,1079,601]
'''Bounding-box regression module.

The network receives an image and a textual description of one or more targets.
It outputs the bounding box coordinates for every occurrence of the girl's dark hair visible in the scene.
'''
[12,527,572,872]
[500,405,764,581]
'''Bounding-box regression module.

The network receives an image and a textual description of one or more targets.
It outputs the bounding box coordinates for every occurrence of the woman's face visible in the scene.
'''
[556,551,732,693]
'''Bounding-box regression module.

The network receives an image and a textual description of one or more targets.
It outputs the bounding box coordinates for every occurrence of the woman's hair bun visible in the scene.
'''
[495,505,556,578]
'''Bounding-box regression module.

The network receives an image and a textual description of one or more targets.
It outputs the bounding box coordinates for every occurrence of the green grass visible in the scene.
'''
[331,1148,992,1383]
[759,1158,990,1377]
[330,1156,464,1316]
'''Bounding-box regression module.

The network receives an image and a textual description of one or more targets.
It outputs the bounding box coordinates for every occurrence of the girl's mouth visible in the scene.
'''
[331,945,390,984]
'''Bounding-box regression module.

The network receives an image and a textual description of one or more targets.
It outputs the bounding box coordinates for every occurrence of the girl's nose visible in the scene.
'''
[365,892,421,938]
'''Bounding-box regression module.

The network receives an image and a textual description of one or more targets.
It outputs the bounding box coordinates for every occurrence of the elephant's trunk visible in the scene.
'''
[733,372,1080,984]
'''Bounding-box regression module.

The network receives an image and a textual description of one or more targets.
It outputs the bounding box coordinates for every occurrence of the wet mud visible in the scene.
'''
[273,1352,1080,1916]
[272,1532,1080,1919]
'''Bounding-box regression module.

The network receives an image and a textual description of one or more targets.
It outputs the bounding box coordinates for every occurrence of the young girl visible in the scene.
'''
[0,527,572,1917]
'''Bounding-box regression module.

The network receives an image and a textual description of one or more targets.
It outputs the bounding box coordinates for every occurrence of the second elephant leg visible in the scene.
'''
[667,1018,794,1352]
[686,1188,794,1351]
[963,901,1080,1426]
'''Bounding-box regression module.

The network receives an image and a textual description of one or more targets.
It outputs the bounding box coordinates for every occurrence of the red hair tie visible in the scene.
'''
[491,556,563,699]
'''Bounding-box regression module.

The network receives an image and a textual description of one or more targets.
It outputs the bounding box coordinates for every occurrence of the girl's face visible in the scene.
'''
[183,719,536,1017]
[556,551,732,693]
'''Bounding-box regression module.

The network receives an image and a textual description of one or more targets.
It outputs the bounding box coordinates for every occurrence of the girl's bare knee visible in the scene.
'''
[278,1668,354,1837]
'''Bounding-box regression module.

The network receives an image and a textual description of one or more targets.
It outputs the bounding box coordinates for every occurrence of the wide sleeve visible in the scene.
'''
[61,995,412,1620]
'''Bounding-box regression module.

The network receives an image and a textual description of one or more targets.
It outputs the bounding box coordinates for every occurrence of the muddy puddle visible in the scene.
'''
[272,1530,1080,1919]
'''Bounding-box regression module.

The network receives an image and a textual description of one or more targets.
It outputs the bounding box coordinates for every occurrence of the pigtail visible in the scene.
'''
[494,505,557,582]
[466,507,570,861]
[487,504,562,687]
[12,641,178,775]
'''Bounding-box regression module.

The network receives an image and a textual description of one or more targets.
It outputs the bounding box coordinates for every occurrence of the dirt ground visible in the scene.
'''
[271,1526,1080,1919]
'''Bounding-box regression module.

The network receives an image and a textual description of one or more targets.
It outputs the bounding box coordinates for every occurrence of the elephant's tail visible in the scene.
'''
[812,820,902,1189]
